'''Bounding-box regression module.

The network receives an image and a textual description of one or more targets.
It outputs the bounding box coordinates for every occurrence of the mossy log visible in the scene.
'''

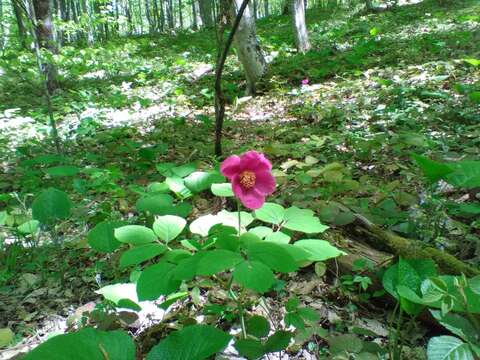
[333,205,480,277]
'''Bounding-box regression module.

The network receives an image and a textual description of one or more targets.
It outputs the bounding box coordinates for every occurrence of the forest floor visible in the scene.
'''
[0,0,479,358]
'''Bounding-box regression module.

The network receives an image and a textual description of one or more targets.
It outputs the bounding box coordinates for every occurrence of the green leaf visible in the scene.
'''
[17,220,40,235]
[445,161,480,189]
[427,336,474,360]
[248,226,273,239]
[411,154,453,183]
[264,331,292,352]
[264,231,290,244]
[32,188,72,225]
[136,194,174,215]
[44,165,80,177]
[233,261,275,293]
[235,339,265,360]
[469,275,480,295]
[153,215,186,243]
[88,221,125,253]
[328,334,363,355]
[247,242,298,273]
[196,250,243,276]
[293,239,346,261]
[254,203,285,225]
[137,263,181,300]
[463,58,480,66]
[147,325,231,360]
[171,163,197,178]
[211,183,234,197]
[430,310,477,343]
[184,171,224,193]
[114,225,157,245]
[246,315,270,338]
[297,307,320,322]
[166,176,193,198]
[119,244,167,269]
[24,328,135,360]
[0,328,13,348]
[283,207,329,233]
[96,283,138,306]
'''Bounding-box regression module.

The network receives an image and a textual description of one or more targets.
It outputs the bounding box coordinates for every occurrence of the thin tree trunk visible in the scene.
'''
[126,0,133,34]
[0,0,4,50]
[191,0,197,29]
[263,0,268,17]
[12,0,28,48]
[145,0,154,33]
[291,0,310,53]
[178,0,182,27]
[32,0,58,93]
[230,0,266,95]
[252,0,257,19]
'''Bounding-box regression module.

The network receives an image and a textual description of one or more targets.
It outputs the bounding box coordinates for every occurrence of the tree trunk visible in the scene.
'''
[178,0,183,27]
[191,0,198,29]
[33,0,58,93]
[252,0,257,19]
[12,0,28,48]
[230,0,266,95]
[281,0,289,14]
[198,0,213,27]
[291,0,310,53]
[263,0,268,17]
[0,0,4,50]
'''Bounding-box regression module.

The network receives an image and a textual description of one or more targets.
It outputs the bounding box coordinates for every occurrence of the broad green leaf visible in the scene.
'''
[247,242,298,273]
[293,239,346,261]
[246,315,270,338]
[265,231,290,244]
[411,154,453,183]
[136,194,174,215]
[430,310,477,343]
[17,220,40,235]
[264,331,292,352]
[88,221,125,253]
[248,226,273,239]
[166,177,193,198]
[196,250,243,275]
[427,336,474,360]
[171,163,197,178]
[119,244,166,268]
[445,161,480,189]
[32,188,72,225]
[96,283,139,307]
[147,325,231,360]
[114,225,157,245]
[153,215,186,243]
[184,171,224,193]
[235,339,265,360]
[463,58,480,66]
[211,183,234,197]
[44,165,80,177]
[469,275,480,295]
[254,203,285,225]
[137,263,181,300]
[24,328,135,360]
[283,207,328,233]
[233,261,275,293]
[328,334,363,355]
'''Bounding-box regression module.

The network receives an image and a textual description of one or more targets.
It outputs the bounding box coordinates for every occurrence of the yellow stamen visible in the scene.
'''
[239,170,256,189]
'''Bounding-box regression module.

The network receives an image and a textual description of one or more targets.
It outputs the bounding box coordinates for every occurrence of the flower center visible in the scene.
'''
[239,170,256,189]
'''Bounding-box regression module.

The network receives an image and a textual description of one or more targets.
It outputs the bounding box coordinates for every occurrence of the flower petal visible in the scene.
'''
[232,177,266,210]
[220,155,241,179]
[240,151,272,172]
[254,171,276,195]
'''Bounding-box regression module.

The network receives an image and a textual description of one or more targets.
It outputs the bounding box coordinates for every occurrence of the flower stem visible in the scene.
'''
[237,199,242,236]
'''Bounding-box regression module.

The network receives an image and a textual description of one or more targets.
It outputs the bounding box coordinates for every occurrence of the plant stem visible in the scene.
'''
[237,199,242,236]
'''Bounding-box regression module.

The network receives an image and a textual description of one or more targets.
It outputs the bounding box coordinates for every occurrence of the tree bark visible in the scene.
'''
[178,0,183,27]
[12,0,28,48]
[0,0,4,50]
[263,0,268,17]
[230,0,266,95]
[198,0,213,27]
[291,0,310,53]
[32,0,58,93]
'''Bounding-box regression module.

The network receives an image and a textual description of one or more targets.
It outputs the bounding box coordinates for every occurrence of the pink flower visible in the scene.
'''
[220,151,276,210]
[301,78,309,85]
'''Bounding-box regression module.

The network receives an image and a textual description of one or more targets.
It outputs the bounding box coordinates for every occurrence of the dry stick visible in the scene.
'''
[214,0,251,156]
[24,0,62,154]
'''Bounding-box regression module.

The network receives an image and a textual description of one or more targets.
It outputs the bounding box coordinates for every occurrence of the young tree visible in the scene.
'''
[230,0,266,95]
[291,0,310,53]
[12,0,28,48]
[32,0,58,93]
